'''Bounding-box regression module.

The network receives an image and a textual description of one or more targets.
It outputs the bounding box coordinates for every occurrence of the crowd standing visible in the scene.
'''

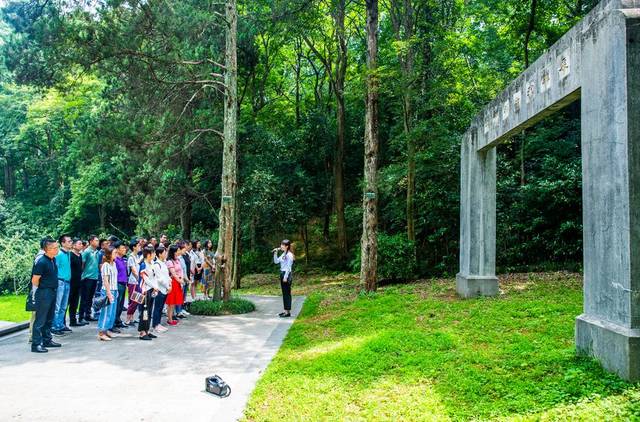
[28,234,216,352]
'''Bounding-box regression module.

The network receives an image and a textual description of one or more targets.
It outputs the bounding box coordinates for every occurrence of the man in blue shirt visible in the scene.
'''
[31,239,61,353]
[52,235,73,335]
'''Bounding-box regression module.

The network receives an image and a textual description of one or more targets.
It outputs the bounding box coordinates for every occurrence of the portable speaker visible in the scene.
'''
[205,375,231,398]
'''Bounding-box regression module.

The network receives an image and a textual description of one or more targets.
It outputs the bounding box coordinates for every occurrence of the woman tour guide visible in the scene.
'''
[273,239,295,318]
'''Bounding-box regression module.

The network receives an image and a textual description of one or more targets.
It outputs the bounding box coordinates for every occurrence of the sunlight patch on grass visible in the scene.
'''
[0,294,29,323]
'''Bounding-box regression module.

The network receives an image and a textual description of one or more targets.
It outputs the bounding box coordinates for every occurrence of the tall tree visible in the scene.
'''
[360,0,379,291]
[388,0,418,242]
[302,0,349,261]
[217,0,239,301]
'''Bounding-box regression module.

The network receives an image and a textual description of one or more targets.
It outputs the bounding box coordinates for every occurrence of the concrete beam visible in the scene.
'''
[465,0,640,152]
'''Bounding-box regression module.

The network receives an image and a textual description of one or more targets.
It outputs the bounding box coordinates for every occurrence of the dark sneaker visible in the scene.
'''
[44,341,62,348]
[147,333,158,339]
[61,327,73,333]
[31,345,48,353]
[139,335,152,341]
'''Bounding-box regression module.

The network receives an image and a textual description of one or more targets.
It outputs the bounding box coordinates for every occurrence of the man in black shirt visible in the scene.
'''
[68,238,87,327]
[31,239,62,353]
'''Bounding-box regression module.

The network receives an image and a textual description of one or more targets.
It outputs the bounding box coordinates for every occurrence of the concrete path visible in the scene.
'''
[0,295,304,422]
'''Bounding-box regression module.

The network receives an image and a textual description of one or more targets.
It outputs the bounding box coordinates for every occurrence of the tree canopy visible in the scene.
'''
[0,0,593,287]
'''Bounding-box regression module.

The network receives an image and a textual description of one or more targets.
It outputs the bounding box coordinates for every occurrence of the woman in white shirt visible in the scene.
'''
[190,240,204,301]
[273,239,295,318]
[97,246,119,341]
[137,246,158,340]
[152,246,172,333]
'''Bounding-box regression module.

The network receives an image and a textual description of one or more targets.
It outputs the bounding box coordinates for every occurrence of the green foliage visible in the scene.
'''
[244,273,638,421]
[0,0,596,276]
[351,233,417,282]
[188,297,256,316]
[241,249,273,276]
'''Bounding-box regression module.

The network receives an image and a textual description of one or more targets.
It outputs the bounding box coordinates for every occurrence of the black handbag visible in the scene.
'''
[25,287,36,312]
[92,293,110,311]
[205,375,231,397]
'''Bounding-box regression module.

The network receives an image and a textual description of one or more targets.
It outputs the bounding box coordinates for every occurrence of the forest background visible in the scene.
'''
[0,0,589,293]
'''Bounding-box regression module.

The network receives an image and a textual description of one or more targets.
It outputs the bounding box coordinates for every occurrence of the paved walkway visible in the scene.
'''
[0,295,304,422]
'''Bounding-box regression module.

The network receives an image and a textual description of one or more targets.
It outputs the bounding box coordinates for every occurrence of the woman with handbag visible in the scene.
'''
[97,246,119,341]
[136,246,158,341]
[165,245,184,326]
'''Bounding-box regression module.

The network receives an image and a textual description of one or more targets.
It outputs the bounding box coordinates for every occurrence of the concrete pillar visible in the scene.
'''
[456,128,499,298]
[576,8,640,381]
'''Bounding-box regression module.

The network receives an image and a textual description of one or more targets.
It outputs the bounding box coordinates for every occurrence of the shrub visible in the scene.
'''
[188,297,256,316]
[351,232,417,282]
[0,233,40,294]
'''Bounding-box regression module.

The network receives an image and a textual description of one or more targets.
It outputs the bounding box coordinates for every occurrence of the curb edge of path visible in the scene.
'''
[0,321,29,338]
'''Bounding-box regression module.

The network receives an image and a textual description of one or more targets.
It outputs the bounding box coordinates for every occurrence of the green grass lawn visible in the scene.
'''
[0,294,30,323]
[239,272,640,421]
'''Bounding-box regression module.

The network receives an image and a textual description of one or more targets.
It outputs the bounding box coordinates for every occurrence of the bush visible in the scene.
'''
[0,234,40,294]
[188,297,256,316]
[351,232,417,282]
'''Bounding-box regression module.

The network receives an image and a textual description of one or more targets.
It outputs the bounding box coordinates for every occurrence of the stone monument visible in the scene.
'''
[457,0,640,381]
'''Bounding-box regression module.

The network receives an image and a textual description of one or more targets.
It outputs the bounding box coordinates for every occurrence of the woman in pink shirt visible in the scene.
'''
[164,245,184,326]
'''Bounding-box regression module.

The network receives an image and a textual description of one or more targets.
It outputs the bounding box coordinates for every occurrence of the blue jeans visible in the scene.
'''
[97,289,119,332]
[53,279,71,330]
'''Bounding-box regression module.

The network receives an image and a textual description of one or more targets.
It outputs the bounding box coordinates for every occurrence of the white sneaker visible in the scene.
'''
[155,325,168,333]
[182,310,191,316]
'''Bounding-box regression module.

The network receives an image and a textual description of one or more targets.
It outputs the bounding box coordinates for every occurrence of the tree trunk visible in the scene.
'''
[294,37,302,126]
[334,0,348,262]
[390,0,417,241]
[360,0,379,292]
[98,205,106,232]
[181,156,194,239]
[22,167,29,191]
[250,214,257,251]
[3,162,15,197]
[303,222,309,265]
[232,169,241,290]
[181,201,193,240]
[520,131,526,186]
[217,0,238,302]
[524,0,538,68]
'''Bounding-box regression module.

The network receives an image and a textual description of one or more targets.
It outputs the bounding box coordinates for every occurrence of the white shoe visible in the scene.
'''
[156,325,168,333]
[182,310,191,316]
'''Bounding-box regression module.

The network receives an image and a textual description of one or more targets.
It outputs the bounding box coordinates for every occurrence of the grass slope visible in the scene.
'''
[0,294,29,323]
[240,272,640,421]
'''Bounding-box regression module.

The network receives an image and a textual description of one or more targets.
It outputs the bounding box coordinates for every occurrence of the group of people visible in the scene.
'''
[28,234,220,352]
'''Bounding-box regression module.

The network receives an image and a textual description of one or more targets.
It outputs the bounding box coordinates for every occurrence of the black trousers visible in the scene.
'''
[138,290,155,333]
[114,283,127,326]
[33,287,56,346]
[79,278,97,320]
[68,278,82,323]
[280,271,292,311]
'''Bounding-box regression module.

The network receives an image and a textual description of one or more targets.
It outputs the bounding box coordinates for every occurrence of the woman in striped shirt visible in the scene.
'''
[97,246,119,341]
